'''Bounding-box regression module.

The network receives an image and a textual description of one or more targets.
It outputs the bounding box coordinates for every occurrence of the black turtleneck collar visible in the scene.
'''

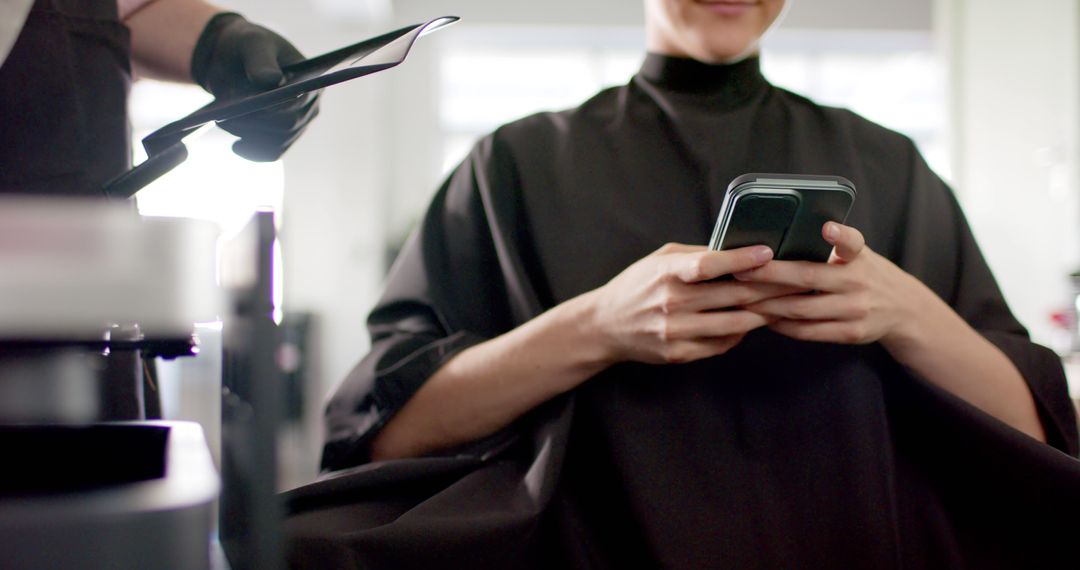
[637,52,769,106]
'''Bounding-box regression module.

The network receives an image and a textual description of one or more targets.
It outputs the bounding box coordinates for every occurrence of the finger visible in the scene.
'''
[218,94,318,136]
[240,35,287,88]
[744,292,867,321]
[660,335,747,364]
[276,39,306,67]
[218,112,295,139]
[654,243,707,255]
[231,138,283,162]
[672,281,807,313]
[823,222,865,263]
[672,245,773,283]
[734,259,848,291]
[661,310,771,341]
[223,99,319,161]
[231,122,309,161]
[768,319,872,345]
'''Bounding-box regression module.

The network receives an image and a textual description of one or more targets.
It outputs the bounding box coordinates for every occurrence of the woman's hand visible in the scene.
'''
[585,243,807,365]
[733,222,931,350]
[371,242,802,460]
[733,222,1047,443]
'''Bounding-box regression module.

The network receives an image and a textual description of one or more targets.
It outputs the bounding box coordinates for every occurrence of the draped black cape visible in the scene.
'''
[286,55,1080,569]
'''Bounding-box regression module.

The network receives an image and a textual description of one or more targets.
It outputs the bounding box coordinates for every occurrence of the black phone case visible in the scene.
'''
[709,173,856,262]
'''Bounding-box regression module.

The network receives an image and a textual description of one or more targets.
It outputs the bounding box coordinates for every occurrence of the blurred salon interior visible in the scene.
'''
[1,0,1078,568]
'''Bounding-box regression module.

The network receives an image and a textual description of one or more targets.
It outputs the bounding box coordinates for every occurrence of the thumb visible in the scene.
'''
[824,222,865,263]
[240,34,286,89]
[673,245,773,283]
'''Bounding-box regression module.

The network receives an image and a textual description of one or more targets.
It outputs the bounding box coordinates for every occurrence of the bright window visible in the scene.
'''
[434,27,948,181]
[762,30,948,180]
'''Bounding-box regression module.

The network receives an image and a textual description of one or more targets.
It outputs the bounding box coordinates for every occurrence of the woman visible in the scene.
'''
[310,1,1080,567]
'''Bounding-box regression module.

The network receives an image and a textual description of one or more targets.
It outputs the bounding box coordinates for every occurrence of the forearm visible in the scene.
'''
[884,285,1046,442]
[370,291,611,461]
[125,0,221,81]
[370,244,782,461]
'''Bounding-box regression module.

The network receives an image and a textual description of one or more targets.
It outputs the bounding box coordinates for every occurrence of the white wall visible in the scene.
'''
[940,0,1080,353]
[391,0,931,29]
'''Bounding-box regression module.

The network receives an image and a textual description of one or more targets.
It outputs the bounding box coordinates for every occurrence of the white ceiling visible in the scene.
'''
[218,0,933,32]
[389,0,933,30]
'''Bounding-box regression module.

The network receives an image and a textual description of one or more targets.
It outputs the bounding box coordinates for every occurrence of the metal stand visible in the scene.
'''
[220,211,283,570]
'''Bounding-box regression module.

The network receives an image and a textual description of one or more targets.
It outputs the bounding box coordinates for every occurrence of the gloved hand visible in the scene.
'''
[191,12,320,162]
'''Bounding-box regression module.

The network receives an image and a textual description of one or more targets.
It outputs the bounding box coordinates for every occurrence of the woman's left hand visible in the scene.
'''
[734,222,930,348]
[735,222,1048,443]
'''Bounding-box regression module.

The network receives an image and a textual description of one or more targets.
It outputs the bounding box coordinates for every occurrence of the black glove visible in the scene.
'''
[191,12,320,162]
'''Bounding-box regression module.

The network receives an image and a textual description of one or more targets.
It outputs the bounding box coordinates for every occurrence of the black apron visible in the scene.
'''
[0,0,131,195]
[0,0,157,420]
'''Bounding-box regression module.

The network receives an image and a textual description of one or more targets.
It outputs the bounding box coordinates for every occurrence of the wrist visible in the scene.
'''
[881,277,950,358]
[552,290,621,375]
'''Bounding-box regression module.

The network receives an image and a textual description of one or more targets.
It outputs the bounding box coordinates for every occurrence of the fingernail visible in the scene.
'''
[751,246,773,263]
[824,223,838,240]
[253,70,285,88]
[733,270,752,281]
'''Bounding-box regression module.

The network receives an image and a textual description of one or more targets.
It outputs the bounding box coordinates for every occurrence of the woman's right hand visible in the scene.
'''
[584,243,806,365]
[369,243,804,461]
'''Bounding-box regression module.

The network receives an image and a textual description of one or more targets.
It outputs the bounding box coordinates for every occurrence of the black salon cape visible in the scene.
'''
[286,55,1080,569]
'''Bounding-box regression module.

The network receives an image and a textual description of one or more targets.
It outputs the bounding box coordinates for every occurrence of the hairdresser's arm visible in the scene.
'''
[125,0,220,81]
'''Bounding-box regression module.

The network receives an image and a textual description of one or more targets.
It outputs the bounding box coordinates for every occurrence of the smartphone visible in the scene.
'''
[709,173,856,262]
